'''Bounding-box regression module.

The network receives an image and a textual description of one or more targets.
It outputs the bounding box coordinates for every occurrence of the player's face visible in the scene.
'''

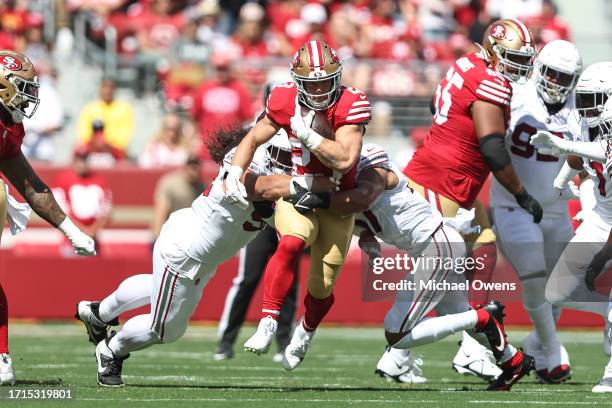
[544,68,575,88]
[576,91,607,119]
[304,78,333,102]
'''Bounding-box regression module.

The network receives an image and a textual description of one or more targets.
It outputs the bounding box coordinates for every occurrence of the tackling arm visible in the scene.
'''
[230,115,280,172]
[244,174,339,202]
[327,166,386,213]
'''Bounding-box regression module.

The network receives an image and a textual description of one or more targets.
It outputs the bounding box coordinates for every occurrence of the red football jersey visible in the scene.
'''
[0,120,25,160]
[266,83,371,190]
[404,51,512,207]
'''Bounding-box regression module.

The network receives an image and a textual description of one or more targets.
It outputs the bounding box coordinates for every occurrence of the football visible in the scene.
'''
[301,105,334,139]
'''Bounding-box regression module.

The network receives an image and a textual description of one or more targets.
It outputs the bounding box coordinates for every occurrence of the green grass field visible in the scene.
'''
[3,323,612,407]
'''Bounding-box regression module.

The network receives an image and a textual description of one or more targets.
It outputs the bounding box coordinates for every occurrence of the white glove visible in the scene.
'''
[223,165,249,210]
[573,210,587,222]
[58,217,96,256]
[290,96,323,150]
[530,131,570,156]
[556,180,581,200]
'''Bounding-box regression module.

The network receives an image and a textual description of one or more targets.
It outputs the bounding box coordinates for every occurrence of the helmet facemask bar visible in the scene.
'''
[575,90,608,128]
[536,64,579,104]
[292,69,342,111]
[6,74,40,120]
[266,144,292,175]
[493,44,535,83]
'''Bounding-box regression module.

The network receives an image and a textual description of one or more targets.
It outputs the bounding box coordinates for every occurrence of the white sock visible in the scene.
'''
[526,302,559,353]
[99,274,152,323]
[388,347,411,363]
[394,310,478,349]
[107,314,160,357]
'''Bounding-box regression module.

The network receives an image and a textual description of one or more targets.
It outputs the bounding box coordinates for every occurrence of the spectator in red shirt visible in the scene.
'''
[529,0,570,46]
[191,52,253,159]
[81,120,126,168]
[231,2,276,58]
[52,147,113,255]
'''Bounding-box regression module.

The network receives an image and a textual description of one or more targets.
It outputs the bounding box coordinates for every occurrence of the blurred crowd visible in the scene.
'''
[0,0,571,167]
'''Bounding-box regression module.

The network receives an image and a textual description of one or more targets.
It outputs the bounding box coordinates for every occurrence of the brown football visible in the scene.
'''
[301,105,334,139]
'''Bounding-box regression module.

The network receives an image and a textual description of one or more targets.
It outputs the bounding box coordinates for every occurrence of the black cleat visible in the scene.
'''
[475,300,508,361]
[487,352,535,391]
[75,301,118,345]
[95,335,129,388]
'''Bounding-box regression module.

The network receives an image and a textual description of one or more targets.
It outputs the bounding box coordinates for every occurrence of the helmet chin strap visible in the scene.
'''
[10,109,23,123]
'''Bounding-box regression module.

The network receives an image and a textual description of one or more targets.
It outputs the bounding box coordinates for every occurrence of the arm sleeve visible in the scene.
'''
[334,88,371,130]
[265,85,292,127]
[565,141,606,163]
[469,70,512,108]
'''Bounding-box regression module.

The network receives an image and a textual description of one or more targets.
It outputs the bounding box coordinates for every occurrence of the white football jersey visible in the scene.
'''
[158,145,273,279]
[568,116,612,226]
[490,78,574,212]
[355,144,443,253]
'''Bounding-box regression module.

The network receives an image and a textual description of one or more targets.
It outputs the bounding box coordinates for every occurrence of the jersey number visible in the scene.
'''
[510,123,562,162]
[590,161,607,197]
[433,67,464,125]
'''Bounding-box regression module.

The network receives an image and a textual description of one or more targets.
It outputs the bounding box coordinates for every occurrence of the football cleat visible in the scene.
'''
[213,344,234,361]
[592,377,612,393]
[375,347,427,384]
[95,334,128,388]
[75,301,118,345]
[244,316,277,355]
[474,300,508,361]
[487,351,535,391]
[522,331,550,383]
[282,320,314,371]
[0,353,15,386]
[452,335,501,382]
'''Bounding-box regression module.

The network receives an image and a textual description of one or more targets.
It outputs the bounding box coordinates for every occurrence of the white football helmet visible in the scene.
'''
[598,98,612,142]
[574,62,612,128]
[534,40,582,104]
[265,130,292,175]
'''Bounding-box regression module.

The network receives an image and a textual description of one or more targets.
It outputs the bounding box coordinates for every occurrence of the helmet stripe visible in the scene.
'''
[308,41,320,70]
[510,19,531,44]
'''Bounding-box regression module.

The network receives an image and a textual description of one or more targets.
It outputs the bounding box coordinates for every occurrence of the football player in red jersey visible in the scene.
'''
[403,19,543,379]
[0,50,96,385]
[225,40,370,369]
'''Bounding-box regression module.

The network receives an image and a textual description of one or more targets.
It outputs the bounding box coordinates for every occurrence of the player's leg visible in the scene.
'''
[96,249,206,387]
[466,200,498,303]
[0,180,13,386]
[245,199,317,355]
[545,217,610,316]
[76,274,151,345]
[494,206,565,381]
[282,210,354,370]
[216,226,277,360]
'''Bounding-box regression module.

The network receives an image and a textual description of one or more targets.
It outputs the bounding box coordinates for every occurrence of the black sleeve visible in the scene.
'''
[479,133,511,172]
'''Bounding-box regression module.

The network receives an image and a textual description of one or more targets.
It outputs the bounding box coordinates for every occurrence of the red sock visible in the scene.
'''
[501,349,523,369]
[469,243,497,304]
[474,307,490,330]
[303,292,335,332]
[261,235,305,320]
[0,283,8,354]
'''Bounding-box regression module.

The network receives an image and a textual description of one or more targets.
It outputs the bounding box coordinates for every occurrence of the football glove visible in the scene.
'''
[286,182,330,214]
[514,188,543,223]
[58,217,96,256]
[223,165,249,210]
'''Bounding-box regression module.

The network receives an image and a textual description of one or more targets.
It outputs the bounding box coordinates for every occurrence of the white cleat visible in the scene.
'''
[282,320,314,371]
[375,347,427,384]
[0,353,15,386]
[244,316,277,355]
[593,360,612,393]
[452,333,501,382]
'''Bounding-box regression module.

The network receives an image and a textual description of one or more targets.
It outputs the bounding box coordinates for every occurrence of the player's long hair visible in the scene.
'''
[205,125,251,164]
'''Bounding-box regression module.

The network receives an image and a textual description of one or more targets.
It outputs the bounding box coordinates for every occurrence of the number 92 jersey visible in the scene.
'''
[265,82,371,191]
[490,78,574,212]
[404,52,511,208]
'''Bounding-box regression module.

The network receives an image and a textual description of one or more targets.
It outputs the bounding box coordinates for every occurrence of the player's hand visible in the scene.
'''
[514,188,543,223]
[223,165,249,210]
[58,218,96,256]
[358,233,381,267]
[286,182,330,214]
[584,250,609,292]
[556,180,581,200]
[290,97,322,149]
[529,131,570,156]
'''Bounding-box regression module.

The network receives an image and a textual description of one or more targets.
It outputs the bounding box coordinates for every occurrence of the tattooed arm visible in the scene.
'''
[0,152,96,255]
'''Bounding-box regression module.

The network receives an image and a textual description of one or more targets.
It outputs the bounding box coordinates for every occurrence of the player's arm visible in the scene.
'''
[0,152,96,255]
[310,124,364,174]
[225,115,280,208]
[244,173,338,201]
[473,100,543,223]
[585,228,612,291]
[285,166,386,215]
[530,132,606,162]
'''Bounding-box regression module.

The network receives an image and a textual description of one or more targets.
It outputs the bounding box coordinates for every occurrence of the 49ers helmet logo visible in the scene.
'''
[490,24,506,39]
[0,55,22,71]
[291,51,300,69]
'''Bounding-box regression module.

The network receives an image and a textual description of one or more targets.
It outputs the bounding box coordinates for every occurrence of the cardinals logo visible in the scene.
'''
[490,24,506,40]
[0,55,22,71]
